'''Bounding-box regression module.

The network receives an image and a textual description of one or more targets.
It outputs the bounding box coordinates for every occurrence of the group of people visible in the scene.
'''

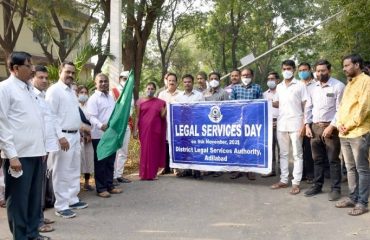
[0,52,131,240]
[0,50,369,240]
[146,54,369,217]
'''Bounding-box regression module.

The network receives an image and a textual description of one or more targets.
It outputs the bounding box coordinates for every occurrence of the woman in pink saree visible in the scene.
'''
[133,82,167,180]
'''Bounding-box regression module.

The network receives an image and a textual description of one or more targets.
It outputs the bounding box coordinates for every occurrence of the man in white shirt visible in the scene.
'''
[158,73,181,103]
[158,73,180,174]
[262,71,280,178]
[46,62,87,219]
[297,62,316,184]
[271,60,308,195]
[0,51,47,239]
[175,74,205,103]
[87,73,123,198]
[175,74,204,179]
[112,71,132,184]
[32,65,59,233]
[304,59,345,201]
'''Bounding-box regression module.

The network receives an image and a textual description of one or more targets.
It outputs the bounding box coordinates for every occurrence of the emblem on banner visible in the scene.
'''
[208,105,223,123]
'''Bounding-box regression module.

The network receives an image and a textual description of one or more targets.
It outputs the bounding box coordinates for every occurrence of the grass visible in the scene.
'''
[123,136,141,174]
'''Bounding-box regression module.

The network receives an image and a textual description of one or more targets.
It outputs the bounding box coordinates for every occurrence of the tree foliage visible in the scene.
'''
[156,0,206,79]
[195,0,324,85]
[122,0,165,100]
[315,0,370,77]
[29,0,100,65]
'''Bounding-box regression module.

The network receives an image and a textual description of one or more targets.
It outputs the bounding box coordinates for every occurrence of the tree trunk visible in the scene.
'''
[122,0,165,100]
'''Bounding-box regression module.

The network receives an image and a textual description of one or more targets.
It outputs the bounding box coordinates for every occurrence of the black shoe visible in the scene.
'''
[304,186,322,197]
[246,172,256,180]
[230,172,243,179]
[193,175,203,180]
[261,172,276,178]
[117,177,131,183]
[213,172,223,178]
[328,190,341,201]
[112,179,120,186]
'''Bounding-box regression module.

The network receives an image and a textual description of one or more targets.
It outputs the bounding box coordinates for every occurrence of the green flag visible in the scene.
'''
[97,70,134,160]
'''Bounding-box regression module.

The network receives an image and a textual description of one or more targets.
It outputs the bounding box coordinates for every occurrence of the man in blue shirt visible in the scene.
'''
[230,68,263,100]
[230,68,263,180]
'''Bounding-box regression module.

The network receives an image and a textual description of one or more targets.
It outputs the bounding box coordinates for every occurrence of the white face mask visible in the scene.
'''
[146,90,155,97]
[241,77,252,86]
[282,70,294,80]
[209,80,220,88]
[267,80,276,89]
[78,95,88,103]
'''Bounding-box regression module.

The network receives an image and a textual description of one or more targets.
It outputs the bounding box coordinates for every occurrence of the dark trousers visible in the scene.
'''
[310,123,342,190]
[302,135,314,179]
[39,159,47,227]
[92,139,116,193]
[4,157,43,240]
[271,125,279,174]
[164,141,171,173]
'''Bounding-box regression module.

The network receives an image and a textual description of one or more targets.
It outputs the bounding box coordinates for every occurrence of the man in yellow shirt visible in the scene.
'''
[335,54,370,216]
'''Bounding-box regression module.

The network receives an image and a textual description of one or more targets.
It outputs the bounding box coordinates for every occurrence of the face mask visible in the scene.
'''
[282,70,294,79]
[209,80,219,88]
[146,90,155,97]
[241,77,252,86]
[78,95,88,103]
[298,71,311,80]
[267,80,276,89]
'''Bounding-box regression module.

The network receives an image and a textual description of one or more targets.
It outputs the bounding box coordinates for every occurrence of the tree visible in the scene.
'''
[92,0,110,76]
[314,0,370,78]
[30,0,100,65]
[0,0,28,73]
[156,0,204,79]
[196,0,323,84]
[46,43,106,90]
[122,0,165,100]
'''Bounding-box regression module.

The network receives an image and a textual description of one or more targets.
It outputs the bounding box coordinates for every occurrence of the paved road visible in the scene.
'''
[1,173,370,240]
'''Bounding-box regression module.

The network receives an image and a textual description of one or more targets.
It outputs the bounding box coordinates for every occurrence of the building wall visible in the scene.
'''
[0,5,94,81]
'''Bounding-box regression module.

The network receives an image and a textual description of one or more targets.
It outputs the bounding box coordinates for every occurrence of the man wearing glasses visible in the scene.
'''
[0,51,49,240]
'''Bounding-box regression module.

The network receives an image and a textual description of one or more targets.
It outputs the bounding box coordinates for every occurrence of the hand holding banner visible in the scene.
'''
[168,100,272,174]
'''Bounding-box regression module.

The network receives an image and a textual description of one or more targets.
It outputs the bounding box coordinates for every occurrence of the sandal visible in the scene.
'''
[348,204,369,216]
[270,182,288,189]
[290,184,300,195]
[335,198,356,208]
[38,224,54,233]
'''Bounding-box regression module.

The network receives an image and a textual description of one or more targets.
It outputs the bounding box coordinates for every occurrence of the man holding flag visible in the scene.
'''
[87,73,124,198]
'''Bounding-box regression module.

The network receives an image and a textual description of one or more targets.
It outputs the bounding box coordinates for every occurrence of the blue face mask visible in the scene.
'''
[298,71,311,80]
